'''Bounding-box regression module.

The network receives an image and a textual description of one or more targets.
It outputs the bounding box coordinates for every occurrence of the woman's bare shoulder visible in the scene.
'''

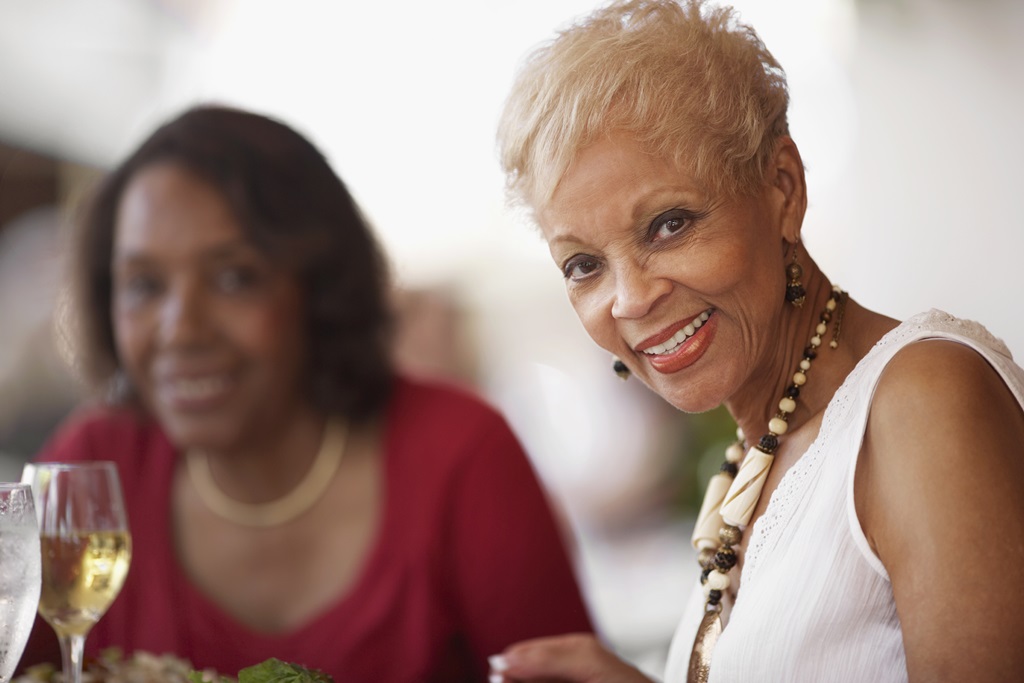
[865,337,1023,479]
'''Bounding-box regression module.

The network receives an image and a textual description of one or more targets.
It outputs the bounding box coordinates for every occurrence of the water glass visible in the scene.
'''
[0,483,42,683]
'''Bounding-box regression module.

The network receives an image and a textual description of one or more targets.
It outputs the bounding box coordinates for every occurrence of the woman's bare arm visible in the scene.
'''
[859,339,1024,682]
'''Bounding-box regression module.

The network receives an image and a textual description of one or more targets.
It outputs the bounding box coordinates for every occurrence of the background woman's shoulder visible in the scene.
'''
[383,374,531,474]
[388,374,512,436]
[36,404,169,472]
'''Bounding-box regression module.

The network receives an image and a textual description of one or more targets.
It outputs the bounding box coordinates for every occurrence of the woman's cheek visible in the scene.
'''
[571,289,617,351]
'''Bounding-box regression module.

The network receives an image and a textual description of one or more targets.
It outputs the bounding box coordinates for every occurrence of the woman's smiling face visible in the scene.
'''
[111,162,311,452]
[537,132,796,413]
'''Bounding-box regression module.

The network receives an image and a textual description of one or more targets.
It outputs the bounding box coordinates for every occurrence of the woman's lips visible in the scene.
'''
[638,310,717,374]
[156,374,234,411]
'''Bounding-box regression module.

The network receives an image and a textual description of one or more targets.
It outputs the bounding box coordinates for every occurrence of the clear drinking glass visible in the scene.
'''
[22,463,132,683]
[0,483,42,683]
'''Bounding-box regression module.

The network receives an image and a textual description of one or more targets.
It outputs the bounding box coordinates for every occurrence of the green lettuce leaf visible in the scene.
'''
[237,658,333,683]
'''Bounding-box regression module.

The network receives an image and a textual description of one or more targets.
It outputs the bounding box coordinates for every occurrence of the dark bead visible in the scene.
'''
[785,385,800,399]
[785,283,806,305]
[714,547,738,571]
[821,310,832,323]
[612,359,630,380]
[757,434,779,453]
[701,568,712,584]
[803,346,817,360]
[720,461,738,477]
[708,589,723,605]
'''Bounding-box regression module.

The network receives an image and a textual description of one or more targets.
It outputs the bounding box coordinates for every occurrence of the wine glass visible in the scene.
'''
[22,463,132,683]
[0,483,41,683]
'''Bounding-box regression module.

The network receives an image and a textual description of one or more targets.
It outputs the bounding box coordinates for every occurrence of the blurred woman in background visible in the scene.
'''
[21,105,592,682]
[489,1,1024,681]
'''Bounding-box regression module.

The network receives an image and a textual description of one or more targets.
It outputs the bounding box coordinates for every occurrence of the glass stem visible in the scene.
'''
[57,634,85,683]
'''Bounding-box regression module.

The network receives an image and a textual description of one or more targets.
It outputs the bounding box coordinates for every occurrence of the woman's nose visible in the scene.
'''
[610,261,671,320]
[158,280,209,346]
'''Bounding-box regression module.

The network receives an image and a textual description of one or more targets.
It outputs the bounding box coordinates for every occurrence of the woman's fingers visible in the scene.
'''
[489,633,653,683]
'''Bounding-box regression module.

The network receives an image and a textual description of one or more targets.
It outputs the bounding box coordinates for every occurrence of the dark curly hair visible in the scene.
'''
[72,104,394,422]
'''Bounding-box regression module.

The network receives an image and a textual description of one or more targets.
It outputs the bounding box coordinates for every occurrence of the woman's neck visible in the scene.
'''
[725,259,844,444]
[201,406,329,504]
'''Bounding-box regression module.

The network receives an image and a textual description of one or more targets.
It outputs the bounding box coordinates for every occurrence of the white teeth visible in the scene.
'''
[170,377,229,400]
[642,309,713,356]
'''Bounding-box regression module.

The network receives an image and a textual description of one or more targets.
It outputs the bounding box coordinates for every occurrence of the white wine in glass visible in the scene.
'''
[0,483,41,683]
[23,463,131,683]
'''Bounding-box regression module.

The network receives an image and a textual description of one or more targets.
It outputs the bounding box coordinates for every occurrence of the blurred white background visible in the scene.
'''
[1,0,1022,676]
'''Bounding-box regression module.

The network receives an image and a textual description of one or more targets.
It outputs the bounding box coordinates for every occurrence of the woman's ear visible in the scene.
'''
[768,137,807,244]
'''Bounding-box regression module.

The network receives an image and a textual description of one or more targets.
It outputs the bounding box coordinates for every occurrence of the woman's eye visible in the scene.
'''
[215,266,260,293]
[562,256,601,281]
[117,273,163,306]
[651,209,693,242]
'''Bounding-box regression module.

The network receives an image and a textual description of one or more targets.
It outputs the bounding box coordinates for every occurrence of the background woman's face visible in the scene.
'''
[537,133,788,412]
[111,162,311,452]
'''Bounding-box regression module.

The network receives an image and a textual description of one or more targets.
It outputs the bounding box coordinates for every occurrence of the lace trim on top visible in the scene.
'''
[739,309,1007,588]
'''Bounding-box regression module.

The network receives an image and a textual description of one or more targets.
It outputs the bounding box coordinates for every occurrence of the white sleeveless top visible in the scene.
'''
[663,310,1024,682]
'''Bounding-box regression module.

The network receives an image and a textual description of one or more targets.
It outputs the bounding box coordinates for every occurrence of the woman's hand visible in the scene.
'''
[488,633,654,683]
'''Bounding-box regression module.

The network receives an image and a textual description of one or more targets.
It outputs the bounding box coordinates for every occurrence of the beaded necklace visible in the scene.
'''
[687,286,847,682]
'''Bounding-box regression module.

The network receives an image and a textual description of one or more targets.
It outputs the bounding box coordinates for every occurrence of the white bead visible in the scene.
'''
[779,397,796,413]
[736,426,745,441]
[799,359,811,371]
[816,323,827,335]
[768,417,788,435]
[721,448,774,527]
[793,372,807,386]
[830,340,838,349]
[810,335,821,347]
[725,442,744,463]
[707,570,731,591]
[826,299,837,311]
[690,473,733,551]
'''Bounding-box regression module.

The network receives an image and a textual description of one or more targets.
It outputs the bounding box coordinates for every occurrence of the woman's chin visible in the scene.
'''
[635,373,725,414]
[157,412,244,455]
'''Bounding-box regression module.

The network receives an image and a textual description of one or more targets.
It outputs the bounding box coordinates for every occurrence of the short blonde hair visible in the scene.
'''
[497,0,790,212]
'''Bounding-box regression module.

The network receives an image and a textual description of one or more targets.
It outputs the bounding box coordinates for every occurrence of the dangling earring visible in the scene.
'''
[785,241,806,307]
[612,356,630,380]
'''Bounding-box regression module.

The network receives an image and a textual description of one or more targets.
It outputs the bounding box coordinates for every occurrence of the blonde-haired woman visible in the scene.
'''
[488,1,1024,681]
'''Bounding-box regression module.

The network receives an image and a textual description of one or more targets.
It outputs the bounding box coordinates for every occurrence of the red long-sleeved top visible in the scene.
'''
[21,375,592,682]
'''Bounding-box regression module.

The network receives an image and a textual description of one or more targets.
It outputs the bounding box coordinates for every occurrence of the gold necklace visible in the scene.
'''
[186,416,348,527]
[687,287,847,682]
